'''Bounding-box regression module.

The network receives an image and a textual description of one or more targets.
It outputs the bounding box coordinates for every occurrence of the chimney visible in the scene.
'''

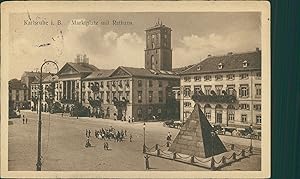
[256,47,260,52]
[227,52,233,55]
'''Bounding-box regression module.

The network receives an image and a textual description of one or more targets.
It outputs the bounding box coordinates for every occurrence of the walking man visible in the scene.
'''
[22,117,25,124]
[129,134,132,142]
[144,154,150,170]
[25,118,28,124]
[88,130,91,138]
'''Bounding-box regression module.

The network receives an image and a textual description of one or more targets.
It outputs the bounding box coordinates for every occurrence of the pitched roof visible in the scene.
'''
[172,65,195,73]
[43,75,59,83]
[67,62,99,73]
[120,66,179,79]
[9,79,28,89]
[180,50,261,75]
[82,66,179,80]
[22,71,52,79]
[84,69,114,80]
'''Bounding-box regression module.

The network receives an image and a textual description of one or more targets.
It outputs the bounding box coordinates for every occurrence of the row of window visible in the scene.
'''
[81,91,130,103]
[137,80,163,87]
[203,112,262,124]
[147,33,168,40]
[138,91,163,103]
[182,84,261,98]
[183,72,261,82]
[10,93,27,101]
[84,80,130,89]
[137,107,162,118]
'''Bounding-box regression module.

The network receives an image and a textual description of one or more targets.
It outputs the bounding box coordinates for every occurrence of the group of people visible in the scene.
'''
[113,114,135,123]
[94,127,127,142]
[84,126,131,148]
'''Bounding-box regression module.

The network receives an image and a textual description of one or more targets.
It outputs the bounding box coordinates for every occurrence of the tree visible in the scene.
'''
[45,82,55,112]
[112,97,129,120]
[88,97,103,118]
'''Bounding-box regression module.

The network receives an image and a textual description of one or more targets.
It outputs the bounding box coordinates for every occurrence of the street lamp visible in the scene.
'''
[143,122,146,153]
[36,60,59,171]
[210,130,215,170]
[211,131,215,157]
[250,124,253,153]
[181,86,185,124]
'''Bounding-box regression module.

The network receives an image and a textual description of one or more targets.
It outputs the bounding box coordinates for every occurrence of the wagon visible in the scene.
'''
[223,126,237,135]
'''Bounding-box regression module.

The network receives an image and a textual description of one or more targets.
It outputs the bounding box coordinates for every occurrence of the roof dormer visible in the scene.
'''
[218,63,223,69]
[197,65,202,71]
[243,60,248,68]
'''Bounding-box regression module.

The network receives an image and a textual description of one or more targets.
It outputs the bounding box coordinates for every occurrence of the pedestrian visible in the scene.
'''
[25,118,28,124]
[167,132,172,141]
[128,116,131,123]
[88,130,91,138]
[144,154,150,170]
[22,117,25,124]
[62,112,64,117]
[85,137,91,148]
[132,117,134,123]
[104,142,109,150]
[86,129,88,137]
[125,130,127,136]
[129,134,132,142]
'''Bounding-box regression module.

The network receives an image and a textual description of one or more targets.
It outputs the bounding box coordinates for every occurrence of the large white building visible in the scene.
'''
[176,49,261,127]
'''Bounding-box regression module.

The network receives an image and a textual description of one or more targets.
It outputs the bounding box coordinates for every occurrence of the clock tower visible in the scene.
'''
[145,20,172,71]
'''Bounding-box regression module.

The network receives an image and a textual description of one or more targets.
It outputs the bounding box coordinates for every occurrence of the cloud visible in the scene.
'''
[58,19,145,69]
[173,30,261,67]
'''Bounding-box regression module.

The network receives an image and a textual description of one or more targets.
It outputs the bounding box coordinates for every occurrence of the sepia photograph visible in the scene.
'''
[1,1,270,178]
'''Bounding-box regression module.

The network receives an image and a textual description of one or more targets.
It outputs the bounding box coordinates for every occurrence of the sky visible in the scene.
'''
[9,12,261,79]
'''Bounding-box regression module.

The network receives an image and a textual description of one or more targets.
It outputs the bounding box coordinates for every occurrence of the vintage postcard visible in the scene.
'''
[1,1,270,178]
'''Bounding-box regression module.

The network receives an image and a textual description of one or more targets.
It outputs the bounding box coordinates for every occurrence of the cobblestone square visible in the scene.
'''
[8,111,261,171]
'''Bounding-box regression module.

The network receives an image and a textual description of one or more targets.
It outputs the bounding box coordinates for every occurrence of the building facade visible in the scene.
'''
[82,66,179,121]
[29,22,180,121]
[21,71,51,100]
[178,49,261,127]
[9,79,29,110]
[145,20,172,71]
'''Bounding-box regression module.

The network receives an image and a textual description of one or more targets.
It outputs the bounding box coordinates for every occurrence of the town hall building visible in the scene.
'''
[31,21,180,121]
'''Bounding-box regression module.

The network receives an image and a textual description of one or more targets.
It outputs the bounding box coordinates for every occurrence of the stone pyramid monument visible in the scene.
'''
[169,104,227,158]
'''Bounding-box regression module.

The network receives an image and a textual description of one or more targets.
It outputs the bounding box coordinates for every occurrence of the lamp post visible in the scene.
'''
[210,131,215,170]
[181,86,185,124]
[143,122,146,153]
[36,60,59,171]
[211,131,215,157]
[250,124,253,153]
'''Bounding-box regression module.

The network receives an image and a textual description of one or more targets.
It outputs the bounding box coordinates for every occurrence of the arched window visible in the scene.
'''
[215,104,223,124]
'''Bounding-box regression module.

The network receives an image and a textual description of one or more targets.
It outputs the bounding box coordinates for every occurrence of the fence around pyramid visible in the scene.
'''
[169,103,227,158]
